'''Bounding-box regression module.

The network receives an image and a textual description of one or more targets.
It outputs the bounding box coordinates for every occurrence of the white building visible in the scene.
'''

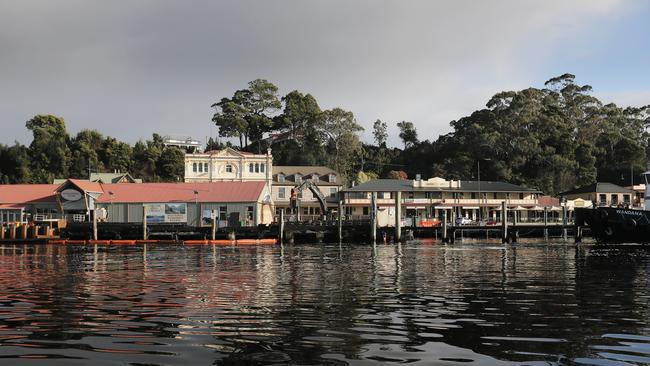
[184,147,273,187]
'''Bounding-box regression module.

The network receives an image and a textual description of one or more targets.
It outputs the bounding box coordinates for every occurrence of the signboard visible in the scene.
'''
[201,209,215,226]
[61,189,83,202]
[145,203,187,223]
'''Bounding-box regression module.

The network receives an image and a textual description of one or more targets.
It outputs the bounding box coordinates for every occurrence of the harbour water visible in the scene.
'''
[0,242,649,365]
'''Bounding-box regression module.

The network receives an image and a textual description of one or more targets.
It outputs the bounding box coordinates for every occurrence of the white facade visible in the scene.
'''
[184,147,273,187]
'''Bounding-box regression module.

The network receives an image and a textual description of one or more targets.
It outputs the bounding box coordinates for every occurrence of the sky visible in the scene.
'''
[1,0,649,148]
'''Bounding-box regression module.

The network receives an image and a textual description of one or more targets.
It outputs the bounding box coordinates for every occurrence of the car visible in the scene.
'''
[455,217,473,226]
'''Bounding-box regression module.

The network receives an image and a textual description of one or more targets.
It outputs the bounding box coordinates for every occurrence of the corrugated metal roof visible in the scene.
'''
[344,179,540,193]
[96,181,266,203]
[0,184,58,204]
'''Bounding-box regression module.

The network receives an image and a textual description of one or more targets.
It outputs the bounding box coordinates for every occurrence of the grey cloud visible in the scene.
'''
[0,0,635,147]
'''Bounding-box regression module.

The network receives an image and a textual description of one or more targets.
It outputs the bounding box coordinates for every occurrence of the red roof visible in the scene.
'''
[63,179,103,193]
[0,184,58,204]
[96,182,266,203]
[538,195,560,206]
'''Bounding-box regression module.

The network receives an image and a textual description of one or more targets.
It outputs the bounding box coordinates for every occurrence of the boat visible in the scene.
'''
[576,206,650,243]
[575,169,650,243]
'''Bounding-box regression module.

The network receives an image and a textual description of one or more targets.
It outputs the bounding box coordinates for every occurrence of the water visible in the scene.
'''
[0,242,649,366]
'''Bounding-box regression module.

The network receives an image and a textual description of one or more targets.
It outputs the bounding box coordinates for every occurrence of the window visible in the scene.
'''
[493,192,497,199]
[611,194,619,206]
[330,187,338,197]
[260,164,265,173]
[519,193,524,199]
[471,192,476,199]
[599,194,607,205]
[623,194,631,204]
[225,164,233,173]
[255,163,259,173]
[219,206,227,221]
[278,187,286,199]
[193,163,197,172]
[247,206,254,221]
[329,174,336,183]
[296,174,302,183]
[408,191,414,199]
[249,163,254,173]
[297,190,303,199]
[204,163,208,173]
[312,174,319,181]
[363,207,369,215]
[198,163,203,172]
[278,174,285,183]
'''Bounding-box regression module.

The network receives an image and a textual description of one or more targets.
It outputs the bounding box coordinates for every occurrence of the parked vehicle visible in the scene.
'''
[455,217,473,226]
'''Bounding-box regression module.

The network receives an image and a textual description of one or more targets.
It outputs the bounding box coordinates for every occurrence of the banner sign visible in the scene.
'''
[145,203,187,223]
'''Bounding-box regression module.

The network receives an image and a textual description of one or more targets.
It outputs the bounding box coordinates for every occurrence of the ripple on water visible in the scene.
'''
[0,243,647,365]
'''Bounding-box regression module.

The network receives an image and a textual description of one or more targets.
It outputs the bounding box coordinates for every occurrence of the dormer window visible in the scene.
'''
[278,174,285,183]
[312,174,319,182]
[225,164,233,173]
[296,174,302,183]
[329,174,336,183]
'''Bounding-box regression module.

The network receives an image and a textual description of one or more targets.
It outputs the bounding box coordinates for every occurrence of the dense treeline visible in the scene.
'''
[0,115,185,184]
[215,75,649,194]
[2,74,647,195]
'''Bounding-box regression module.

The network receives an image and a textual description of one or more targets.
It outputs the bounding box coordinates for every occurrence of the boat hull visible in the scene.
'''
[576,207,650,243]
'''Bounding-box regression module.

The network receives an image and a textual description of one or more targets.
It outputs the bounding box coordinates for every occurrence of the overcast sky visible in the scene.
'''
[1,0,649,148]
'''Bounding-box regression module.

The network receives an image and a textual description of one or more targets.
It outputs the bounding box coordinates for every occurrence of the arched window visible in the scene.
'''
[193,163,197,172]
[255,163,259,173]
[260,163,265,173]
[225,164,233,173]
[249,163,254,173]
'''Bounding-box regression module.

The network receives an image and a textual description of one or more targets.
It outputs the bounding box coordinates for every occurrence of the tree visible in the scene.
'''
[0,143,30,183]
[372,119,388,147]
[211,79,281,151]
[212,96,249,148]
[397,121,418,149]
[157,147,185,181]
[25,114,72,183]
[69,129,105,179]
[356,170,379,184]
[387,170,408,180]
[320,108,364,181]
[277,90,322,143]
[101,138,133,173]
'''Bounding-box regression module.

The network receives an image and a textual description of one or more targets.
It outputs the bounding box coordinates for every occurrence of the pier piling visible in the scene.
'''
[442,211,448,243]
[143,206,148,241]
[371,192,377,244]
[543,206,548,240]
[337,199,343,242]
[280,209,285,244]
[501,201,508,243]
[395,191,402,242]
[211,210,217,240]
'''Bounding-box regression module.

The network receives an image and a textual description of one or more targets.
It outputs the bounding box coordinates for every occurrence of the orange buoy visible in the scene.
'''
[110,240,136,245]
[207,240,235,245]
[184,240,208,245]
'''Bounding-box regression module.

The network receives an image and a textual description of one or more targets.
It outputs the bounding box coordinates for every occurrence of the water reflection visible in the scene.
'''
[0,242,648,365]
